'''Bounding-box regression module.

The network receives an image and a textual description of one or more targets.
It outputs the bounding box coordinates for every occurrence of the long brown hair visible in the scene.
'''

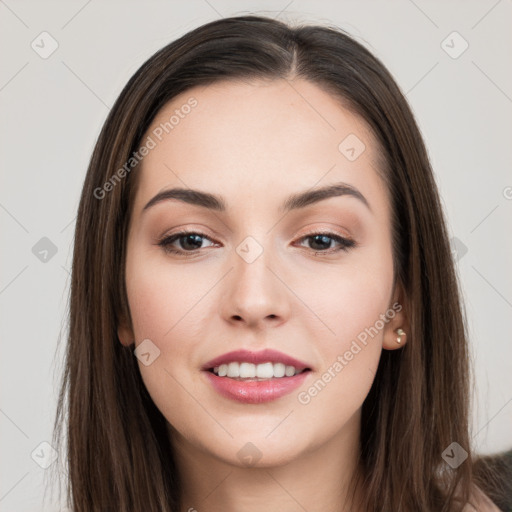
[52,14,497,511]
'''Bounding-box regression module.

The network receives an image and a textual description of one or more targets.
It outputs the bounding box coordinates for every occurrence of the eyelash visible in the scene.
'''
[157,229,356,258]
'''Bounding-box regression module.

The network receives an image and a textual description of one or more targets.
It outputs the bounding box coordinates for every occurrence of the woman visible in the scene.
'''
[53,14,504,511]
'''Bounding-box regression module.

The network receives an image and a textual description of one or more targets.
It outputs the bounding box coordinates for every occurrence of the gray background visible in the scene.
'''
[1,1,511,510]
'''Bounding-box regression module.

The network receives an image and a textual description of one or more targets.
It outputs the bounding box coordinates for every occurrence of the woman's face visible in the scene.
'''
[118,78,407,467]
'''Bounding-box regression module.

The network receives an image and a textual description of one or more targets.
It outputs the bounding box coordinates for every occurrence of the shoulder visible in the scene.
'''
[462,485,501,512]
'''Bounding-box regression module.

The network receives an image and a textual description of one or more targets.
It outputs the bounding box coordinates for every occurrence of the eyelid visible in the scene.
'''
[297,226,352,241]
[154,224,219,245]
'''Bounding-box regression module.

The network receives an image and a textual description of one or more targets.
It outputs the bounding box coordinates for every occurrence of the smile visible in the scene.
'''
[202,349,312,404]
[210,361,307,379]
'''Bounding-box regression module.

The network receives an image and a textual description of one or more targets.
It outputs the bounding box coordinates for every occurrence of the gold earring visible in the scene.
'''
[396,328,406,344]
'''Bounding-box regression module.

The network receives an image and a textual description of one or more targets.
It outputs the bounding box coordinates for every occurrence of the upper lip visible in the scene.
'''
[202,349,311,371]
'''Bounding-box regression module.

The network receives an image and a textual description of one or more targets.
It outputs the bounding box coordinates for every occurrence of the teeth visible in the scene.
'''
[285,365,295,377]
[273,363,285,378]
[227,362,239,378]
[211,362,304,379]
[240,362,256,378]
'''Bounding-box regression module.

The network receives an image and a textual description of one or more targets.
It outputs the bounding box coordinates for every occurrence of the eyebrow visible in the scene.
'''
[142,181,371,215]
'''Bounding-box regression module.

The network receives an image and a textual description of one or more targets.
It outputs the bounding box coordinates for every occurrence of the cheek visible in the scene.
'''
[125,253,211,343]
[292,266,391,432]
[124,253,220,398]
[294,249,394,393]
[124,256,214,428]
[297,255,394,347]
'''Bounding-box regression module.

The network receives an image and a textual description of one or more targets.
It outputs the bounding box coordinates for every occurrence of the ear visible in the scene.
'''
[117,312,135,347]
[382,279,409,350]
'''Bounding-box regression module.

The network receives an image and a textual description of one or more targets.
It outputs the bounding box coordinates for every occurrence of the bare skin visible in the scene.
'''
[118,78,410,511]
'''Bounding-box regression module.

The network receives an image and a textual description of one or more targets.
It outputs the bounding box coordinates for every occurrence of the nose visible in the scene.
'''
[220,243,291,330]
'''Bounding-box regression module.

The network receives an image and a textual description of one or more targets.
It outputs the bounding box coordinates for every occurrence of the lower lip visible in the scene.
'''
[204,370,310,404]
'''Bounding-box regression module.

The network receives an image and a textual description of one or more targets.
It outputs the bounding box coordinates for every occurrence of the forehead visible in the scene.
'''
[132,78,385,215]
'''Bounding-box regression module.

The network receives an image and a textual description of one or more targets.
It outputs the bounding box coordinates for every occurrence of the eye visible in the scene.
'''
[157,230,356,257]
[157,230,216,256]
[295,232,356,254]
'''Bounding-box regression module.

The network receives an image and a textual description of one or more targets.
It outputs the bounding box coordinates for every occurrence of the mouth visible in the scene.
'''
[207,362,310,380]
[202,349,312,404]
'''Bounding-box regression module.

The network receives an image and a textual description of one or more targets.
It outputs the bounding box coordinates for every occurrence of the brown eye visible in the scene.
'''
[158,231,216,255]
[297,232,356,254]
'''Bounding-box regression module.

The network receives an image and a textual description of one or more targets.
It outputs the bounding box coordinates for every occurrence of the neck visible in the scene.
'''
[169,411,364,512]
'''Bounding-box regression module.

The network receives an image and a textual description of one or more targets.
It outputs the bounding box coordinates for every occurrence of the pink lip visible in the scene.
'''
[201,349,311,371]
[204,370,310,404]
[201,349,312,404]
